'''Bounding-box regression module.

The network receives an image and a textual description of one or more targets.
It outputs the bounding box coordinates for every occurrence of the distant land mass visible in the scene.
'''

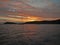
[24,19,60,24]
[4,22,17,24]
[4,22,23,24]
[4,19,60,24]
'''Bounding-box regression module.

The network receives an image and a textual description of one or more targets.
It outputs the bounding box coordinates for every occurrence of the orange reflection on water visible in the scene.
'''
[22,24,38,38]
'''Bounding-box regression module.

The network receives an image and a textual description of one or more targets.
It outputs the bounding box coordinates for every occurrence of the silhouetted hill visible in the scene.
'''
[4,19,60,24]
[4,22,24,24]
[24,19,60,24]
[4,22,17,24]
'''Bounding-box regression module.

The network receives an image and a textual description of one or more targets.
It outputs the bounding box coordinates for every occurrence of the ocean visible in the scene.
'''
[0,24,60,45]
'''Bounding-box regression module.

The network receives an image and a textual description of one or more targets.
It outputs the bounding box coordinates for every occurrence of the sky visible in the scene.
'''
[0,0,60,22]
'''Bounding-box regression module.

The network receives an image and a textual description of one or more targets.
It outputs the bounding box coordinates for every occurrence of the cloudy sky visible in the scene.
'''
[0,0,60,22]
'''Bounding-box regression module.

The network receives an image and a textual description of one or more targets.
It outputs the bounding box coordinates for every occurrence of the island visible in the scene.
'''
[24,19,60,24]
[4,19,60,24]
[4,22,17,24]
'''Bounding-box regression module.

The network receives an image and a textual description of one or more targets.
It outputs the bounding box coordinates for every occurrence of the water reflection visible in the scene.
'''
[23,24,60,45]
[21,24,38,43]
[0,24,60,45]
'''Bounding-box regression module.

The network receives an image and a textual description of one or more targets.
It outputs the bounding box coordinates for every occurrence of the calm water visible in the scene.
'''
[0,24,60,45]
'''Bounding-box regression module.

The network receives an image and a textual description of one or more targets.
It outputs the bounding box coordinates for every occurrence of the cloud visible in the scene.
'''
[0,16,23,22]
[0,0,60,19]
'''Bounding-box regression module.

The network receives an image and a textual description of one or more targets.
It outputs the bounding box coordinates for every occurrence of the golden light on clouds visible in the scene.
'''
[0,16,22,22]
[0,15,42,22]
[0,15,60,22]
[20,16,43,22]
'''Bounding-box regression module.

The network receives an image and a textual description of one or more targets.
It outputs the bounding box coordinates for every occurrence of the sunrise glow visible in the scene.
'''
[20,16,40,22]
[0,0,60,23]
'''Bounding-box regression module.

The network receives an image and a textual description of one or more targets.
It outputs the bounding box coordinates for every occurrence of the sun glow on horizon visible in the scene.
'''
[24,16,41,22]
[8,15,41,22]
[0,15,60,23]
[0,16,40,22]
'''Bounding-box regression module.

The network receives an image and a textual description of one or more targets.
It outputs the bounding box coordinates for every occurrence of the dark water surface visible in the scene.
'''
[0,24,60,45]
